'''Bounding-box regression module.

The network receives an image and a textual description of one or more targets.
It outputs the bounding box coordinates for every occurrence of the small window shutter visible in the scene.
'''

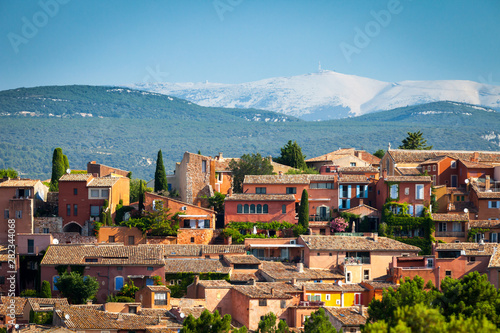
[497,201,500,208]
[340,185,343,197]
[364,185,368,198]
[409,205,414,216]
[356,186,360,198]
[347,199,351,209]
[489,201,493,208]
[348,185,351,198]
[338,198,342,209]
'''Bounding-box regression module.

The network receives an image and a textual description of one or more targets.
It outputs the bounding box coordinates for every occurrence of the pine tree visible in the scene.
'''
[154,150,168,193]
[298,189,309,230]
[138,180,145,211]
[49,148,65,192]
[275,140,307,169]
[399,131,433,150]
[40,280,51,298]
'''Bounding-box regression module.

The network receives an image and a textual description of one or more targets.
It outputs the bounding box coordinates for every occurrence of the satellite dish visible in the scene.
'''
[53,239,59,244]
[180,313,185,318]
[14,325,19,329]
[465,179,469,184]
[464,208,469,213]
[337,280,343,287]
[65,314,70,320]
[66,168,71,174]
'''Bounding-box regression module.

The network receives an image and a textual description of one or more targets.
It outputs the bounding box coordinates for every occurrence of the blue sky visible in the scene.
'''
[0,0,499,91]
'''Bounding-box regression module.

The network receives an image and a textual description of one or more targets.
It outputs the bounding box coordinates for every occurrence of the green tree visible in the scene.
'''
[54,271,99,304]
[130,178,153,203]
[180,309,231,333]
[40,280,52,298]
[117,279,139,298]
[49,148,65,191]
[256,312,289,333]
[0,168,18,178]
[298,189,309,230]
[367,276,440,327]
[364,303,498,333]
[228,153,274,193]
[275,140,307,170]
[285,166,319,175]
[63,154,69,172]
[206,191,226,214]
[436,271,500,326]
[303,308,338,333]
[399,131,433,150]
[123,201,179,236]
[373,149,385,159]
[154,149,169,193]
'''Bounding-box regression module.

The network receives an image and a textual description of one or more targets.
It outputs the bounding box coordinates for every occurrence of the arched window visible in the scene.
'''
[115,276,124,291]
[53,276,59,291]
[237,204,242,214]
[257,204,262,214]
[250,204,256,214]
[263,204,268,214]
[244,204,249,213]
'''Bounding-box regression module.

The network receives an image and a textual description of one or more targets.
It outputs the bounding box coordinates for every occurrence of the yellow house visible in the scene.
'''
[298,282,370,307]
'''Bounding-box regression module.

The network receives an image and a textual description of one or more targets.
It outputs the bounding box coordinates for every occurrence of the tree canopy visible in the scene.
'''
[0,168,18,178]
[154,149,169,193]
[373,149,385,159]
[180,309,232,333]
[49,148,65,191]
[228,153,274,193]
[303,308,338,333]
[274,140,307,170]
[399,131,433,150]
[298,189,309,230]
[54,271,99,304]
[256,312,289,333]
[122,200,180,236]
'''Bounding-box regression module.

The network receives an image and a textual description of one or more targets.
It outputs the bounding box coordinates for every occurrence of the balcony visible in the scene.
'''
[299,301,324,307]
[309,215,330,222]
[435,231,465,237]
[344,257,370,265]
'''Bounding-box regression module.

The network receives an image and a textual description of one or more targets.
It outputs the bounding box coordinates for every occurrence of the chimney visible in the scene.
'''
[297,262,304,273]
[473,152,479,163]
[373,233,378,242]
[359,304,364,315]
[302,285,306,301]
[271,288,275,296]
[359,198,364,206]
[228,187,232,196]
[227,236,232,245]
[194,275,200,285]
[87,300,93,306]
[291,278,297,286]
[486,175,491,191]
[218,152,223,160]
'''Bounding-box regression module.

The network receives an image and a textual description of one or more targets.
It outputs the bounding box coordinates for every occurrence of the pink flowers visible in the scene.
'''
[330,217,348,232]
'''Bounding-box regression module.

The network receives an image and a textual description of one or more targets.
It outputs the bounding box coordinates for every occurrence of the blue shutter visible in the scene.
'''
[115,276,124,291]
[489,201,493,208]
[146,278,154,286]
[356,186,360,198]
[347,199,351,209]
[364,185,368,198]
[409,205,414,216]
[338,198,343,209]
[53,276,59,291]
[348,185,351,198]
[340,185,344,198]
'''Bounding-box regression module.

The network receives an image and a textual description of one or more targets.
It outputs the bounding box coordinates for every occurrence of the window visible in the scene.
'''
[280,300,287,308]
[85,258,98,262]
[146,278,154,286]
[438,223,447,232]
[390,184,398,199]
[354,293,362,305]
[263,204,268,214]
[286,187,296,194]
[90,205,100,216]
[416,184,424,200]
[433,165,436,171]
[101,189,109,198]
[74,188,78,195]
[452,222,462,232]
[53,276,59,290]
[404,187,409,195]
[66,204,71,216]
[108,236,115,243]
[415,204,424,217]
[427,258,434,268]
[432,175,436,184]
[128,236,135,245]
[325,294,331,301]
[357,185,368,198]
[4,209,8,219]
[428,166,431,171]
[451,161,457,169]
[190,237,195,243]
[259,299,267,306]
[363,269,370,280]
[117,266,123,271]
[147,266,154,271]
[346,272,352,283]
[340,185,349,198]
[27,239,34,254]
[250,204,255,214]
[73,204,78,216]
[115,276,124,291]
[469,256,476,263]
[90,189,100,198]
[320,229,326,235]
[14,210,22,219]
[0,276,4,284]
[339,199,350,209]
[256,187,266,194]
[350,162,356,167]
[129,307,137,314]
[310,183,334,189]
[257,204,262,213]
[488,201,500,208]
[445,270,452,277]
[491,233,498,243]
[202,160,207,173]
[154,292,167,305]
[243,204,249,213]
[281,205,286,214]
[43,228,50,233]
[237,204,242,213]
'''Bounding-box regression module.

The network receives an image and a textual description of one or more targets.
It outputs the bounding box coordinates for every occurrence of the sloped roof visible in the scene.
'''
[436,242,496,256]
[338,166,378,173]
[0,297,27,316]
[431,213,469,222]
[385,176,432,182]
[163,259,231,274]
[260,261,343,281]
[469,220,500,229]
[244,174,311,184]
[141,244,246,257]
[233,282,299,299]
[324,307,368,326]
[41,244,164,266]
[387,149,500,164]
[59,174,93,181]
[0,179,41,187]
[28,298,69,312]
[87,177,120,187]
[338,175,371,183]
[488,248,500,268]
[223,254,261,265]
[296,282,366,292]
[225,193,296,201]
[300,235,420,252]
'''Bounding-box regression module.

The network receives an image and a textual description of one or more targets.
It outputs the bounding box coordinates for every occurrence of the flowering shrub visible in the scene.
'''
[330,217,348,232]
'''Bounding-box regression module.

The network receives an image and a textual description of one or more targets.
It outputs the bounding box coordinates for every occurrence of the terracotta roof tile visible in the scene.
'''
[396,167,423,176]
[197,280,232,288]
[469,220,500,229]
[324,307,368,326]
[460,160,494,169]
[140,244,246,257]
[388,149,500,164]
[0,179,41,187]
[225,194,296,201]
[0,297,27,316]
[244,174,311,184]
[87,177,120,187]
[59,174,93,181]
[338,166,378,173]
[488,248,500,268]
[164,259,231,274]
[146,285,170,292]
[260,262,343,281]
[28,298,69,312]
[362,281,399,290]
[306,149,356,162]
[385,176,431,182]
[300,235,421,252]
[233,282,299,299]
[338,175,371,183]
[296,282,366,292]
[436,242,496,256]
[230,272,263,282]
[41,244,164,266]
[223,255,261,265]
[431,213,469,222]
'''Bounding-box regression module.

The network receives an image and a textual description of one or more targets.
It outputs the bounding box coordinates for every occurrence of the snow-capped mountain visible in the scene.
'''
[131,70,500,121]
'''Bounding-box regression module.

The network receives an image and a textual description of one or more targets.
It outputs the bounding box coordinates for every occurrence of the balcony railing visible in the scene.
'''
[299,301,324,307]
[435,231,465,237]
[402,266,433,270]
[309,215,330,221]
[344,257,370,265]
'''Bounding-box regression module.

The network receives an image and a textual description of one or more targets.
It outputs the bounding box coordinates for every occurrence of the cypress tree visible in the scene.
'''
[63,154,70,172]
[138,180,145,211]
[154,150,168,193]
[40,280,52,298]
[298,189,309,230]
[49,148,65,192]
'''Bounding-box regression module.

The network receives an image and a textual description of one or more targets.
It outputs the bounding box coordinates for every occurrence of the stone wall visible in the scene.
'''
[34,217,63,233]
[51,232,96,244]
[177,228,214,245]
[146,236,177,244]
